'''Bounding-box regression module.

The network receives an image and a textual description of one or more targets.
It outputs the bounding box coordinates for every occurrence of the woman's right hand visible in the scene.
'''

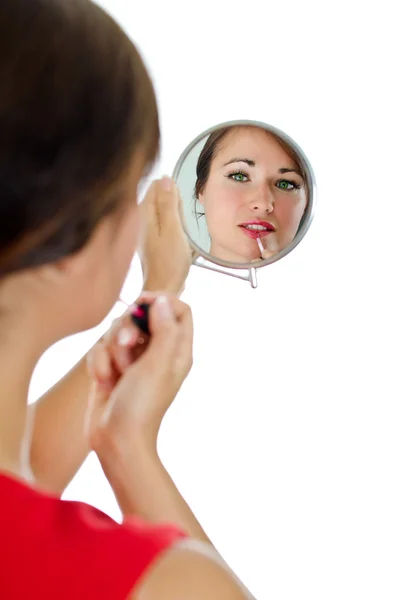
[85,293,193,455]
[86,296,255,600]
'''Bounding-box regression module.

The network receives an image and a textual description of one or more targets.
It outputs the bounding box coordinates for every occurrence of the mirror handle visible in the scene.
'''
[193,256,258,288]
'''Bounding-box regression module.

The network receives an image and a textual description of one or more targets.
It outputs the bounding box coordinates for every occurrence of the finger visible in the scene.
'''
[106,315,142,373]
[139,295,180,373]
[104,298,182,378]
[147,295,193,367]
[157,176,178,205]
[132,293,191,325]
[142,295,193,390]
[175,185,189,230]
[139,179,157,209]
[107,297,189,374]
[139,179,159,220]
[172,300,194,374]
[105,297,191,375]
[155,177,181,226]
[88,342,116,392]
[85,381,119,450]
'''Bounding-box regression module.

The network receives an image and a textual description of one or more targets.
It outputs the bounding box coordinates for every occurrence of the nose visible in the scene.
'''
[249,187,274,214]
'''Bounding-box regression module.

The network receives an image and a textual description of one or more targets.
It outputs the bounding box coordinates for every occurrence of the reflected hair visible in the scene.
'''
[193,125,309,226]
[0,0,159,277]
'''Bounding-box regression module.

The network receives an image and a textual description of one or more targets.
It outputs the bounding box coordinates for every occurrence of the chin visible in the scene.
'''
[221,250,252,263]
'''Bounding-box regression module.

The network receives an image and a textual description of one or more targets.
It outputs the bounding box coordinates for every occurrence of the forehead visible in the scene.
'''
[214,126,297,168]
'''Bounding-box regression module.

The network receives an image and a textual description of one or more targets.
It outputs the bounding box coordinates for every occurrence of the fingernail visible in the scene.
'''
[155,295,172,320]
[160,176,173,191]
[118,327,136,346]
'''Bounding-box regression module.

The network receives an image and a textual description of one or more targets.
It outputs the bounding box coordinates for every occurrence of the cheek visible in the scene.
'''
[204,182,243,224]
[276,195,306,229]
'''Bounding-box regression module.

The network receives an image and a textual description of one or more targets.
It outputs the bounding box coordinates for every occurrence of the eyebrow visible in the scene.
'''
[279,167,304,178]
[223,158,303,178]
[223,158,255,167]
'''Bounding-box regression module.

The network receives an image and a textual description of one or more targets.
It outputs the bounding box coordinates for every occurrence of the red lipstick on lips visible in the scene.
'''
[238,220,275,239]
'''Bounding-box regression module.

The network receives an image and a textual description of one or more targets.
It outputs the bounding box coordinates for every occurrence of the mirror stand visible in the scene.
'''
[193,255,258,288]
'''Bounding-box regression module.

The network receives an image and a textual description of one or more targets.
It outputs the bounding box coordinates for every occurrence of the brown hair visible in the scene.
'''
[0,0,159,276]
[193,125,308,221]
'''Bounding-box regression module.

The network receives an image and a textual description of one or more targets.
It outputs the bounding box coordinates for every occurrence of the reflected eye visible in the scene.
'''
[276,179,301,191]
[227,172,249,183]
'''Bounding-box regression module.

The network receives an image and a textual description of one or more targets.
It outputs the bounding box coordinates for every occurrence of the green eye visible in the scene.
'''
[230,172,248,182]
[277,180,296,191]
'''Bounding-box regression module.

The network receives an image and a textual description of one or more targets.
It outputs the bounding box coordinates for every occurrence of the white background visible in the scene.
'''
[29,1,397,598]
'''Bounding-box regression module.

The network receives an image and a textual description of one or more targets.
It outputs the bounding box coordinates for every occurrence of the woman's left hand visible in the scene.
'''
[139,176,195,294]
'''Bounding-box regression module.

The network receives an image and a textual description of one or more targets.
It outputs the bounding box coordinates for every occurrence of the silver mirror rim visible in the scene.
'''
[172,118,317,271]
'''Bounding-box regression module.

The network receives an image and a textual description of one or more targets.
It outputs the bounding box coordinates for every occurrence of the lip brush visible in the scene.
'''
[256,237,265,259]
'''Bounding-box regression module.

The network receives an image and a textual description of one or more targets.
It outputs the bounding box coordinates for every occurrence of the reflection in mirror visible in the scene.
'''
[174,120,315,274]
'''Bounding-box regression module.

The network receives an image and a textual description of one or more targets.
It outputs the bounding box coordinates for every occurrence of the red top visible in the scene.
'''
[0,473,187,599]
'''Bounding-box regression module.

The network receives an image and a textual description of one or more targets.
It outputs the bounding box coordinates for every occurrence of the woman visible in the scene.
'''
[194,125,308,263]
[0,1,254,598]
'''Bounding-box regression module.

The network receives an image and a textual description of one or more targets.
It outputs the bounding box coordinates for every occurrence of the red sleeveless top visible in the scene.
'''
[0,473,187,599]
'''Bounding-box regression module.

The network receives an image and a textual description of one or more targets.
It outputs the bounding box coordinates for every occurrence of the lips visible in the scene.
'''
[238,220,275,239]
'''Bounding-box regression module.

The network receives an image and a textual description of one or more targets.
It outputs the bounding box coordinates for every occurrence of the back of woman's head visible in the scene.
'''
[0,0,159,277]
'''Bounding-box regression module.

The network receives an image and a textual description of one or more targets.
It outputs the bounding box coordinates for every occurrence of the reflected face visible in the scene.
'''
[198,126,308,263]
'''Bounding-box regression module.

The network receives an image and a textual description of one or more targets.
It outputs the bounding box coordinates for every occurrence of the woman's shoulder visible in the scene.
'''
[0,473,186,599]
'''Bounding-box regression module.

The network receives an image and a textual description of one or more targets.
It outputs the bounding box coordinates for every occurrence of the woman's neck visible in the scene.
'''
[0,315,49,478]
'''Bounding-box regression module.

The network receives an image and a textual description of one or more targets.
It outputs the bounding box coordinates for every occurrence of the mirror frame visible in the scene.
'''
[172,119,317,288]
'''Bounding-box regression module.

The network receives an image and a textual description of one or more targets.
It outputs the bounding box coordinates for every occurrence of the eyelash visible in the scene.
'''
[227,171,249,183]
[275,179,302,191]
[226,171,302,191]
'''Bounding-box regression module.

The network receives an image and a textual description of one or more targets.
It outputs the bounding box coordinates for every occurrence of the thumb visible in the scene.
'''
[156,177,180,221]
[143,295,179,369]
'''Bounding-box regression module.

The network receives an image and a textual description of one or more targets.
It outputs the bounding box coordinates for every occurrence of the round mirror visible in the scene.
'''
[173,119,316,286]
